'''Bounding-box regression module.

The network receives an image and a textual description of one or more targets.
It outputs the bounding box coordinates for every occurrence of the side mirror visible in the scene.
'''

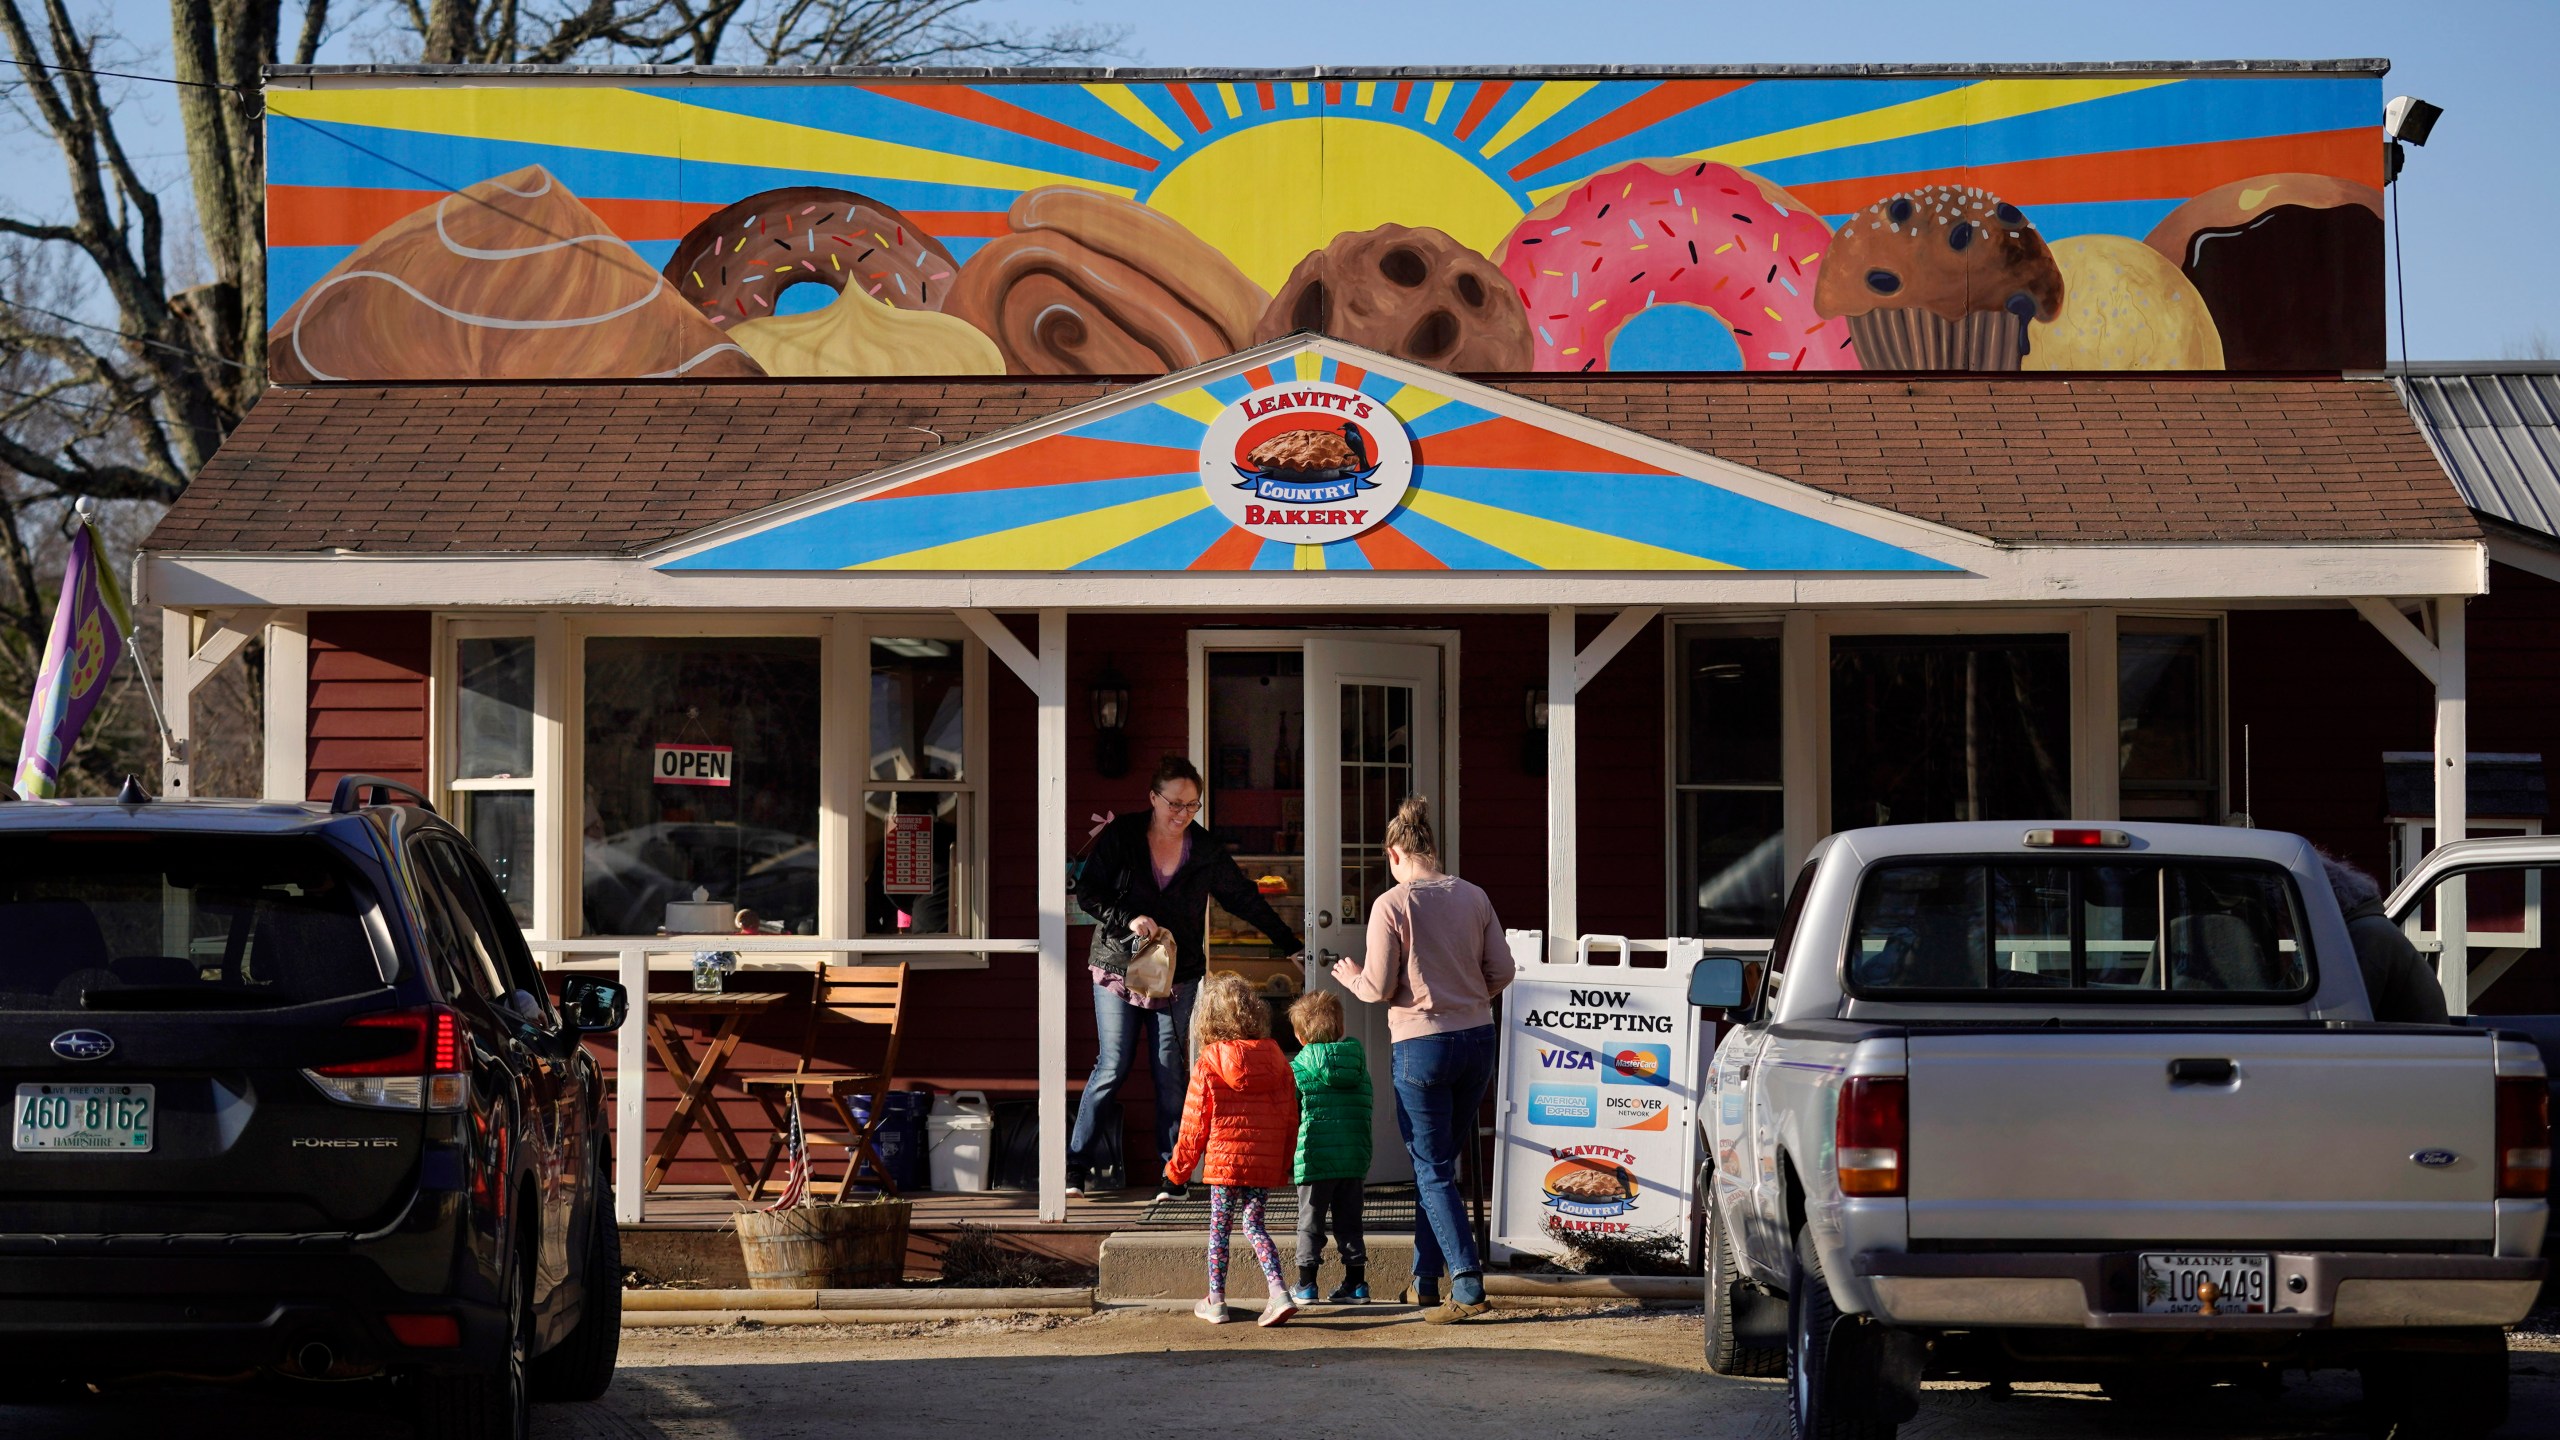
[1688,954,1747,1009]
[559,977,630,1034]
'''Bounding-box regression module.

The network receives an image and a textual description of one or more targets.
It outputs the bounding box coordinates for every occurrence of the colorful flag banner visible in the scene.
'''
[14,521,129,799]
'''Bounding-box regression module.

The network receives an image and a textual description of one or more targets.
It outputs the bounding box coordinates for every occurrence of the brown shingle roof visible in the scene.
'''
[146,375,2477,554]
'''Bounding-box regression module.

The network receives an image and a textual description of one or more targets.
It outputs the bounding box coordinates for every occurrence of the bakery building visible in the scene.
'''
[143,59,2536,1224]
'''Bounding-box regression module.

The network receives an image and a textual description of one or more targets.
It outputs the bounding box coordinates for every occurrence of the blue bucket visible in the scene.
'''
[849,1090,931,1191]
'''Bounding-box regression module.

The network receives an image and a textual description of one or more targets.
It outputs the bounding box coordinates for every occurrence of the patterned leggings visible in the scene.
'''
[1206,1185,1286,1299]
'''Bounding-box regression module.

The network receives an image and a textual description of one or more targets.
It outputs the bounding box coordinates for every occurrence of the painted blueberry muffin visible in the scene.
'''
[1812,186,2066,370]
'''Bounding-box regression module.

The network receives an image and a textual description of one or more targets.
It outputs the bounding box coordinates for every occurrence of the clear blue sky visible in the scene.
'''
[14,0,2558,359]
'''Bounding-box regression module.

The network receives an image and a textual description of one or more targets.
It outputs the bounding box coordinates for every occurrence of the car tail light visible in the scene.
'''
[2022,828,2130,849]
[384,1313,461,1348]
[304,1007,468,1112]
[2497,1077,2550,1198]
[1837,1076,1908,1198]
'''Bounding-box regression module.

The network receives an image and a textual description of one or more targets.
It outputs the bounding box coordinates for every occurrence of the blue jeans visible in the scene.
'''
[1068,979,1196,1175]
[1392,1023,1498,1281]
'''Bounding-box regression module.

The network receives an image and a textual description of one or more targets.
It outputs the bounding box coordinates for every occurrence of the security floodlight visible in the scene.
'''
[2385,95,2443,146]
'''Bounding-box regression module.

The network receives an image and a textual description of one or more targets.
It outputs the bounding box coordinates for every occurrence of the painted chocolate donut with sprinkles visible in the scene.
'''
[1492,159,1855,372]
[662,186,960,327]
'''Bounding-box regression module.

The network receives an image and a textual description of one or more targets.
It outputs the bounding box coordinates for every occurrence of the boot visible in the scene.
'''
[1327,1265,1369,1304]
[1423,1270,1493,1324]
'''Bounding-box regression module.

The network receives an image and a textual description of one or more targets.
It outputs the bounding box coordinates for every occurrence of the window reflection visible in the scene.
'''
[1831,635,2072,831]
[582,636,821,936]
[872,639,965,782]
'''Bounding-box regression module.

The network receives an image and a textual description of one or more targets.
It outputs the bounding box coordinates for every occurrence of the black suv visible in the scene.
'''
[0,777,627,1439]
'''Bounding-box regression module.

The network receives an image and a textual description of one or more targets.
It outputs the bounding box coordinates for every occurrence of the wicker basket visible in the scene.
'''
[734,1199,911,1289]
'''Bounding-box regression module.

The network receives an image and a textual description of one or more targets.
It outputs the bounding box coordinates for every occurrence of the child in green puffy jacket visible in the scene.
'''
[1286,990,1373,1303]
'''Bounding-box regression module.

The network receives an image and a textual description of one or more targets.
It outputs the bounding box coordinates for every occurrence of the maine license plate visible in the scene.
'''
[2138,1252,2269,1315]
[13,1083,154,1152]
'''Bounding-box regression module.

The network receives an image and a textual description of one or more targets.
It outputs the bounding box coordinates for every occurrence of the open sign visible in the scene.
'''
[652,743,734,787]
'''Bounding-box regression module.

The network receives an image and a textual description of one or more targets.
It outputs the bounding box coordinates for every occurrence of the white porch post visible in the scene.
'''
[160,608,193,798]
[616,943,648,1223]
[1035,611,1069,1221]
[260,612,308,802]
[1547,608,1576,965]
[2435,597,2468,1016]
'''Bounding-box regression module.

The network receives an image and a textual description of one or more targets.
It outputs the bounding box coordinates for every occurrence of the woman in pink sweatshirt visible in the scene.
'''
[1328,795,1514,1323]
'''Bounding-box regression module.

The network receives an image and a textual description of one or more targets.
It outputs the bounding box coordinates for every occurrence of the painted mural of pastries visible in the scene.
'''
[1253,223,1532,371]
[728,283,1002,376]
[662,186,959,326]
[2024,235,2224,371]
[1812,186,2066,371]
[1492,159,1854,372]
[944,187,1269,375]
[267,166,763,384]
[2142,173,2385,371]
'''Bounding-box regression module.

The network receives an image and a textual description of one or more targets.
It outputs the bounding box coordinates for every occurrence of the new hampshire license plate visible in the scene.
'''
[2138,1252,2269,1315]
[13,1083,154,1152]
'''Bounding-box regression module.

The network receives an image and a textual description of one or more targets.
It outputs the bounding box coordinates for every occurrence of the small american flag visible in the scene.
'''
[763,1089,809,1211]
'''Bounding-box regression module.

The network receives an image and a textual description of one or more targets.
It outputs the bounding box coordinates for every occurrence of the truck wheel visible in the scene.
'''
[1787,1227,1899,1440]
[530,1173,623,1402]
[1705,1200,1785,1377]
[2361,1332,2507,1438]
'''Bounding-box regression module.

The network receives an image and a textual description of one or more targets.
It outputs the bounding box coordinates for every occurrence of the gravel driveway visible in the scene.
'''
[6,1306,2559,1438]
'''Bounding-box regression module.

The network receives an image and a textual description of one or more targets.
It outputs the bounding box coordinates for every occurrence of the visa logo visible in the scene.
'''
[1537,1048,1596,1071]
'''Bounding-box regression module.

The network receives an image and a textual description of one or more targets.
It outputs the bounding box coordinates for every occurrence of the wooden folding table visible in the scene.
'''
[640,991,786,1199]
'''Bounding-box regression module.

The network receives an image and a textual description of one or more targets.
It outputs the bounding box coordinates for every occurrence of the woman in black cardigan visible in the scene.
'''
[1070,754,1301,1198]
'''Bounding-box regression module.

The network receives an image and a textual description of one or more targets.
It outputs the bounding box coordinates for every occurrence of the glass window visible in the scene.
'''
[871,638,965,782]
[0,835,386,1011]
[1673,629,1785,938]
[582,636,822,936]
[451,634,537,927]
[864,790,964,937]
[457,637,534,779]
[425,838,553,1023]
[1846,859,2308,999]
[2120,618,2221,821]
[1830,634,2072,831]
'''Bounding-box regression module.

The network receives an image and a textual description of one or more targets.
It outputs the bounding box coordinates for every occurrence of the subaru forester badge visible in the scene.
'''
[50,1029,113,1062]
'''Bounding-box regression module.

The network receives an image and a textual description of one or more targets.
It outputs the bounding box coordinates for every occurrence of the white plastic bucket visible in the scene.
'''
[926,1090,995,1193]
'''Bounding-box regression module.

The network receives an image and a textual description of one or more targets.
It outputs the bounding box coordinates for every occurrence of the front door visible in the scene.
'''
[1302,639,1444,1185]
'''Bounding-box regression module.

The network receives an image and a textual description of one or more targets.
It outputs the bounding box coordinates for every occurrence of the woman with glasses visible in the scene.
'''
[1070,755,1302,1198]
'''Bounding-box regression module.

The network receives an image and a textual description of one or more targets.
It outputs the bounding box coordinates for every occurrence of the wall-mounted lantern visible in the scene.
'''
[1092,662,1131,777]
[1523,684,1548,776]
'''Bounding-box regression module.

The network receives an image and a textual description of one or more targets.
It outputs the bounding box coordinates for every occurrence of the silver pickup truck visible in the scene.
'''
[1692,821,2550,1440]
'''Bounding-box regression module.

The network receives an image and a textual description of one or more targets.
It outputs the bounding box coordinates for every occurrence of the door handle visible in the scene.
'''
[1317,949,1342,965]
[2167,1058,2238,1085]
[1316,910,1334,928]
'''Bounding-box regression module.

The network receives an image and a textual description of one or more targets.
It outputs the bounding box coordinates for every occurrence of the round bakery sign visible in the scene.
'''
[1198,379,1413,546]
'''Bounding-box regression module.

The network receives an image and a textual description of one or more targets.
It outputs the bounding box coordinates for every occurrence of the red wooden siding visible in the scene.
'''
[306,611,431,801]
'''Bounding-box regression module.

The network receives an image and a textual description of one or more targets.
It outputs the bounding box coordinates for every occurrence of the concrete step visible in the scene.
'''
[1097,1230,1709,1304]
[1098,1230,1414,1302]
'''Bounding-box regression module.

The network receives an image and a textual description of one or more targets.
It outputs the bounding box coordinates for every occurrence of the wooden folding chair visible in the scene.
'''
[739,963,910,1200]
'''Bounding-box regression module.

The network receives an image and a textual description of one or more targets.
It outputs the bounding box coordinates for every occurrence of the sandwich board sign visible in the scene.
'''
[1492,935,1704,1263]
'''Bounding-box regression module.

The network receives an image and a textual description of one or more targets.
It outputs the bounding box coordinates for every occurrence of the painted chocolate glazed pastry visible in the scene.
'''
[1812,186,2066,371]
[662,186,961,327]
[2143,173,2385,371]
[1254,223,1534,371]
[267,165,763,384]
[944,187,1270,374]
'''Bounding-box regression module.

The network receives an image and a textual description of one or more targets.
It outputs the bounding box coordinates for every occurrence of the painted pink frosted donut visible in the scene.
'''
[1492,159,1858,372]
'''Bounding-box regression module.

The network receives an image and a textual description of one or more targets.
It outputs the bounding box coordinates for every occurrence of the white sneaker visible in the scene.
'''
[1258,1293,1298,1328]
[1193,1297,1230,1324]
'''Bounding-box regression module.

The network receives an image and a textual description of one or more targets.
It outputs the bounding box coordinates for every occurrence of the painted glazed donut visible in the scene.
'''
[662,186,959,327]
[1492,159,1854,372]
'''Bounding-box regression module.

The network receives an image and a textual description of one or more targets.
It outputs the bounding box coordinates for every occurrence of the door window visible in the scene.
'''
[1334,680,1417,931]
[450,633,537,925]
[1673,628,1785,938]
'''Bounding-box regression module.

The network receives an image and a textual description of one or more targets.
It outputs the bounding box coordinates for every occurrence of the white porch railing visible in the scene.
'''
[526,938,1040,1223]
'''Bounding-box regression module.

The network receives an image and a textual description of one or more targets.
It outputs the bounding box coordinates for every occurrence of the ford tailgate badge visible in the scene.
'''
[50,1029,113,1062]
[2411,1149,2460,1169]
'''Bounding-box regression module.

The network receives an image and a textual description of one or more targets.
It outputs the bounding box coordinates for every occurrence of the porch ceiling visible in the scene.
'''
[150,373,2475,558]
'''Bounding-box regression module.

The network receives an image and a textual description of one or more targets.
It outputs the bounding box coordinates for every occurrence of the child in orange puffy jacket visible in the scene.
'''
[1167,971,1301,1327]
